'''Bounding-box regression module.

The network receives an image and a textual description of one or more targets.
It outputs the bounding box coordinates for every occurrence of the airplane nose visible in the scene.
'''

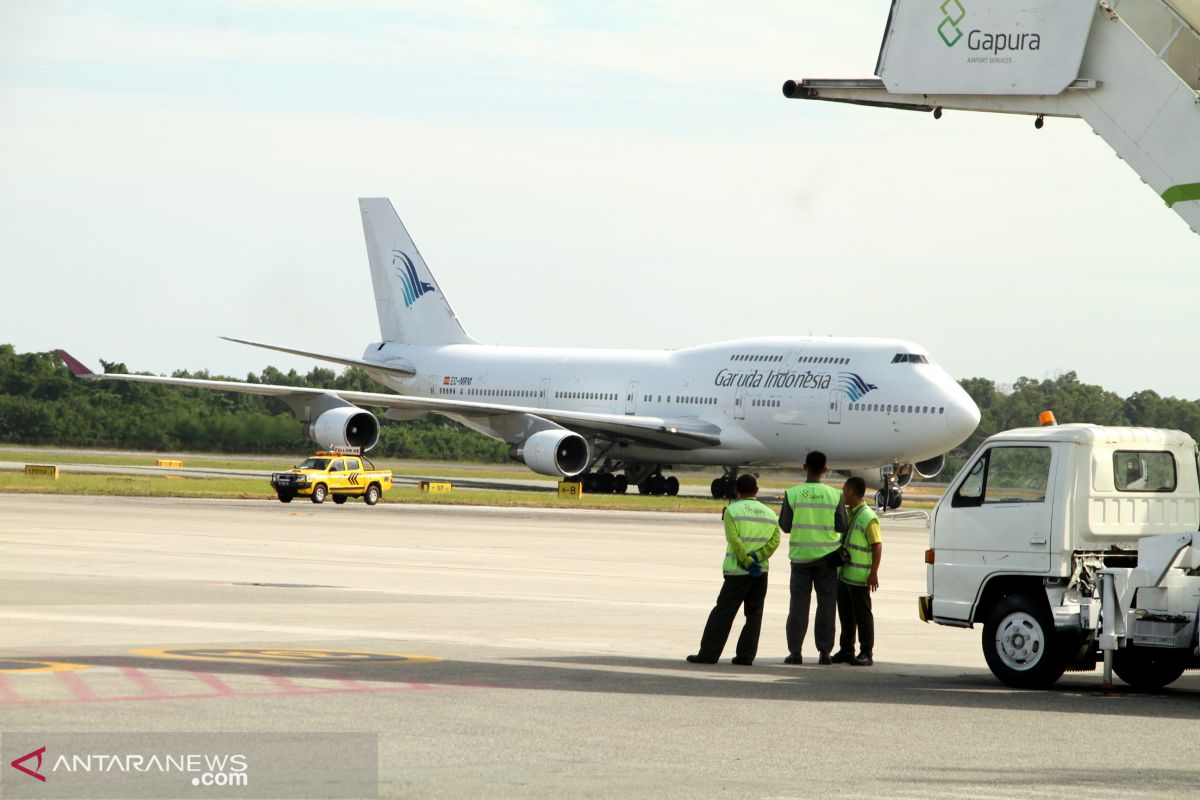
[945,389,981,441]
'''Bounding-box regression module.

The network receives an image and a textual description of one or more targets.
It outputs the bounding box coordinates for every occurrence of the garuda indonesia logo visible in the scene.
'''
[838,372,877,402]
[392,250,435,309]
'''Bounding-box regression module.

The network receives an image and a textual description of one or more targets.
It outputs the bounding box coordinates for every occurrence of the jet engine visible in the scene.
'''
[913,454,946,479]
[512,430,590,477]
[304,407,380,451]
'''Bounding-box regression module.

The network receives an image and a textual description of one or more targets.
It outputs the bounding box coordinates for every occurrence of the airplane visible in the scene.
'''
[57,198,981,505]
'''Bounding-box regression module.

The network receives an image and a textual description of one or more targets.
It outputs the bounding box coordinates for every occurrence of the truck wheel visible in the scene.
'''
[332,494,348,505]
[311,484,327,504]
[1113,647,1187,691]
[364,484,381,506]
[982,594,1067,689]
[277,493,293,504]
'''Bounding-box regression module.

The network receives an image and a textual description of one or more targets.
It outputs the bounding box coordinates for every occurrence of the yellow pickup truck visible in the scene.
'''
[270,451,393,505]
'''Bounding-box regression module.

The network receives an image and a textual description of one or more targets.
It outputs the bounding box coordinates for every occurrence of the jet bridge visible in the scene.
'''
[784,0,1200,234]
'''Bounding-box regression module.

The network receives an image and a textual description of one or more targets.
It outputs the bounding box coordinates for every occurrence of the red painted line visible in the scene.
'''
[118,667,169,698]
[0,674,20,703]
[337,678,370,691]
[188,671,235,696]
[56,671,99,701]
[0,681,495,706]
[263,674,305,692]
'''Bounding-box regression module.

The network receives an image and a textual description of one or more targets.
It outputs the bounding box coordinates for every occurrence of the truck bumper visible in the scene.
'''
[917,595,933,623]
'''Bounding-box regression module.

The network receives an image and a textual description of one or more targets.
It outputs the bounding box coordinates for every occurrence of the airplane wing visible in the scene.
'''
[219,337,417,378]
[56,352,721,450]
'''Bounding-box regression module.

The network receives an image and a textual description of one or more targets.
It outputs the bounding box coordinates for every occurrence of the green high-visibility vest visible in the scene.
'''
[723,498,779,576]
[785,482,842,563]
[840,504,879,586]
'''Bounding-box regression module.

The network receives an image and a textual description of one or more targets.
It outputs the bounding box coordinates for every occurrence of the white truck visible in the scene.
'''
[920,423,1200,690]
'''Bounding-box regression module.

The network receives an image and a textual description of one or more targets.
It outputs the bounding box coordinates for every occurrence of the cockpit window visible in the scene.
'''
[891,353,930,365]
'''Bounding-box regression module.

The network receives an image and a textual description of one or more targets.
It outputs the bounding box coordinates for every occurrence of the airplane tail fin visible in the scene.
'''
[359,198,475,346]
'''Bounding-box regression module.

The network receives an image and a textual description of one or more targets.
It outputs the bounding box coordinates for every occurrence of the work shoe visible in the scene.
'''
[848,655,874,667]
[783,653,803,665]
[830,650,854,664]
[731,656,753,666]
[818,652,832,665]
[686,654,718,664]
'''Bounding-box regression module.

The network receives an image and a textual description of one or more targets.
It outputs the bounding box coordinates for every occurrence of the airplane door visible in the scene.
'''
[734,388,746,420]
[827,389,842,424]
[625,381,638,415]
[540,378,551,409]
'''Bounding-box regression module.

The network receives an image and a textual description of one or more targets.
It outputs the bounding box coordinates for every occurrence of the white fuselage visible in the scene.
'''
[362,335,980,470]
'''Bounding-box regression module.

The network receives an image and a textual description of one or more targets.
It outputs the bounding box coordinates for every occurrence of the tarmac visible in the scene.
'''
[1,494,1198,798]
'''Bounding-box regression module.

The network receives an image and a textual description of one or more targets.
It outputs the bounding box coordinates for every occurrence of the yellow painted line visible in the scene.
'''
[129,647,441,665]
[0,658,91,673]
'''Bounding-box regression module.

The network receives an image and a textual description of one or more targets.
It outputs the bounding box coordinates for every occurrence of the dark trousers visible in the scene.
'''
[837,580,874,658]
[697,574,769,662]
[786,560,838,656]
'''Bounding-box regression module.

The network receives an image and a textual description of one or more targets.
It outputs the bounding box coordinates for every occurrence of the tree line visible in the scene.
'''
[1,345,1197,469]
[0,345,507,461]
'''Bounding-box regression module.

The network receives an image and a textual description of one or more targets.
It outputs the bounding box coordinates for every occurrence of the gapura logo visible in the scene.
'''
[938,0,966,47]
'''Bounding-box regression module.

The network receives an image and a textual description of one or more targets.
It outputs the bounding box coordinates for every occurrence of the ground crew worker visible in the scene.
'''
[780,451,847,665]
[687,474,781,666]
[832,476,882,666]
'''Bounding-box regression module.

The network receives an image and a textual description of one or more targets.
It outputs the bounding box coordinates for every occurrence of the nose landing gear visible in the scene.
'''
[875,469,903,511]
[710,467,741,500]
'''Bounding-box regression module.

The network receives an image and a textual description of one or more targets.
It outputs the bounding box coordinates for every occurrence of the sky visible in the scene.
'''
[1,0,1197,399]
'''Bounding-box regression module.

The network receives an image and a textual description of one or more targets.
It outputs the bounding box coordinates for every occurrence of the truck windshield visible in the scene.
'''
[952,446,1051,506]
[296,458,330,470]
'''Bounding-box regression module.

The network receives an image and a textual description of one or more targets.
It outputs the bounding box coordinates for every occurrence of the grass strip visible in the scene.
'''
[0,472,937,512]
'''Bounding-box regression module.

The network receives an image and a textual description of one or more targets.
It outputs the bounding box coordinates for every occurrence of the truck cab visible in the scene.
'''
[922,424,1200,689]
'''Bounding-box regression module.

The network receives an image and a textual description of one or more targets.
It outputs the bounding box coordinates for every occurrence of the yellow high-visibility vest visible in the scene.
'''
[784,482,842,563]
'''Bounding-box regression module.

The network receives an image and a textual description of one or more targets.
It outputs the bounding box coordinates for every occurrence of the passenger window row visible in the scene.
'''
[799,356,848,365]
[752,399,781,408]
[850,402,945,414]
[555,391,619,401]
[641,394,717,405]
[468,388,543,399]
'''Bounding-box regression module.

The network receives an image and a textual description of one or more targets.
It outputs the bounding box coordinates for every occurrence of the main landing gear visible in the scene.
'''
[580,462,679,496]
[637,471,680,497]
[580,471,629,495]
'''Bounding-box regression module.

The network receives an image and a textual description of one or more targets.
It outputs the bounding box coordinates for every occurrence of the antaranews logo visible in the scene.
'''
[11,746,47,782]
[392,250,435,308]
[938,0,966,46]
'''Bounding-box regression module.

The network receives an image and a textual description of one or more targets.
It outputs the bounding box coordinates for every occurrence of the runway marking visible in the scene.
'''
[129,647,442,666]
[0,667,486,706]
[189,670,235,696]
[0,674,20,702]
[117,666,169,698]
[0,658,91,673]
[265,674,300,690]
[56,671,99,701]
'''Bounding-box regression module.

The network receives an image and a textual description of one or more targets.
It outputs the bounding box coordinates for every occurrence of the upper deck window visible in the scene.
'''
[891,353,930,365]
